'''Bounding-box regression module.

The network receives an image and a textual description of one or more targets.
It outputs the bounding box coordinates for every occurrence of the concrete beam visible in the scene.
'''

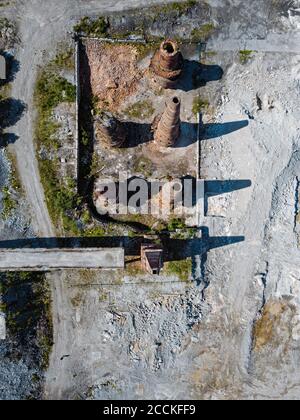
[0,248,124,271]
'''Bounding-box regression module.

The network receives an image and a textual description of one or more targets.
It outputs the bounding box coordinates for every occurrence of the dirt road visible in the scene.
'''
[6,0,180,400]
[4,0,300,400]
[10,0,178,237]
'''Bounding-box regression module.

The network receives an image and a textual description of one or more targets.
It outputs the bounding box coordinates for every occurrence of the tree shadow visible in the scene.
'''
[0,132,19,148]
[0,98,27,129]
[0,52,20,85]
[177,60,224,92]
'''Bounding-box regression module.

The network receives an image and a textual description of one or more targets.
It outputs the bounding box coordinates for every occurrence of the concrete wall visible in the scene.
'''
[74,38,80,191]
[0,248,124,271]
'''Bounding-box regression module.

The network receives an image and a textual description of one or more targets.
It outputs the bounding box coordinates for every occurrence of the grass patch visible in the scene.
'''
[0,151,22,220]
[108,38,162,61]
[191,23,216,41]
[35,71,75,115]
[125,257,144,276]
[134,41,160,60]
[239,50,254,64]
[253,300,286,351]
[0,82,11,101]
[34,63,78,232]
[0,271,53,370]
[1,185,16,219]
[153,1,197,17]
[192,96,210,116]
[74,16,109,37]
[133,155,154,177]
[164,258,192,281]
[84,226,106,237]
[168,217,186,231]
[6,151,22,191]
[53,47,75,71]
[123,100,155,120]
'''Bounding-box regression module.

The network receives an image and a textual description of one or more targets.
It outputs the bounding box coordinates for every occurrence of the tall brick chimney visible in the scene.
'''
[95,112,126,148]
[154,96,181,147]
[150,39,184,89]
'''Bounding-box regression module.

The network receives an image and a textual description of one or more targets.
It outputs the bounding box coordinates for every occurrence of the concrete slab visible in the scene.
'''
[0,248,124,271]
[0,313,5,340]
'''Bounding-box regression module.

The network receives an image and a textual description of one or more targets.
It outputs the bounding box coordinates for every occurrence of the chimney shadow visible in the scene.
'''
[177,60,224,92]
[190,226,245,286]
[174,119,249,148]
[0,231,245,262]
[203,120,249,140]
[204,179,252,215]
[205,179,252,196]
[123,121,153,148]
[175,122,198,147]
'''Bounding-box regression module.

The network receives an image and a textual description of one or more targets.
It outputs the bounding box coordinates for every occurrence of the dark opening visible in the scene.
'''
[173,97,179,104]
[163,42,175,54]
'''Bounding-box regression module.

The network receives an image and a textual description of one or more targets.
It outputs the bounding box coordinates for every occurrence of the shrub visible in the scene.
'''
[168,218,186,231]
[192,96,209,116]
[124,100,155,120]
[165,259,192,281]
[74,16,109,37]
[239,50,254,64]
[191,23,215,41]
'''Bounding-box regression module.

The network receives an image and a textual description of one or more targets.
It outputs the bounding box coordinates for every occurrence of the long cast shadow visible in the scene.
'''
[205,180,252,196]
[123,121,153,147]
[204,179,252,215]
[203,120,249,140]
[175,120,249,148]
[0,232,245,262]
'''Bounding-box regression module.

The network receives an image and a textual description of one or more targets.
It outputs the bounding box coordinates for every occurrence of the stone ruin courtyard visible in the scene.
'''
[78,37,222,228]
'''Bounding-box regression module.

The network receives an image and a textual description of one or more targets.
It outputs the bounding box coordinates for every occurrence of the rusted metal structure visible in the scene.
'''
[150,39,184,89]
[141,244,164,275]
[94,111,126,148]
[153,96,181,147]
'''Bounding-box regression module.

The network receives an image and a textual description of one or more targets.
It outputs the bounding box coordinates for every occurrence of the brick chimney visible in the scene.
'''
[150,39,184,89]
[95,112,126,148]
[154,96,181,147]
